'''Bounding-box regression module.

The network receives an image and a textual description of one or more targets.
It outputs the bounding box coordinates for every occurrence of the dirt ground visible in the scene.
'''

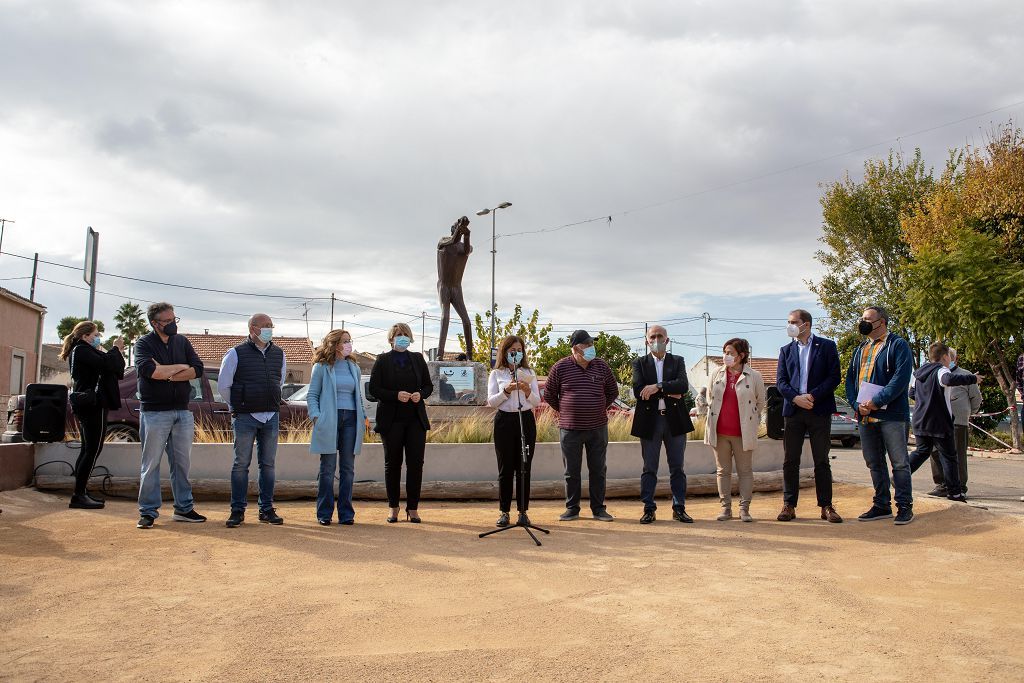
[1,484,1022,682]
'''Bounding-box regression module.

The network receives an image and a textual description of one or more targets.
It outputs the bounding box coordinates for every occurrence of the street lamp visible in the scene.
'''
[476,202,512,367]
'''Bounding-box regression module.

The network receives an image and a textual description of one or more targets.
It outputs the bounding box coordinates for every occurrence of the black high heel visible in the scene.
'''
[406,509,421,523]
[386,513,398,523]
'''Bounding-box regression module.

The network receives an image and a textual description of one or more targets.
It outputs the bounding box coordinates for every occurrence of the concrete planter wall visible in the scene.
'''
[33,439,815,500]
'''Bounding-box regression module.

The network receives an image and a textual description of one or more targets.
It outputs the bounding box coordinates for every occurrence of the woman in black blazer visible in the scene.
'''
[58,320,126,509]
[368,323,433,523]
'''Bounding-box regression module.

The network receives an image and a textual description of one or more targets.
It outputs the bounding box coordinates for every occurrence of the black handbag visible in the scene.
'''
[69,345,99,411]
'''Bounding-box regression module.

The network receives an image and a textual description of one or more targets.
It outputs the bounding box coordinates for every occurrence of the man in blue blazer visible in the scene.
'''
[776,310,843,523]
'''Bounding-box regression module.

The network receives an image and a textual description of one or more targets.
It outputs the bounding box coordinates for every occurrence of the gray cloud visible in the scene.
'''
[0,0,1021,354]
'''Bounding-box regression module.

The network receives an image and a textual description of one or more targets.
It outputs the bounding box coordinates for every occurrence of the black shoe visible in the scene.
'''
[225,510,244,528]
[947,493,968,503]
[172,509,207,523]
[496,512,511,527]
[318,518,332,526]
[69,494,104,510]
[136,515,155,529]
[559,509,580,521]
[340,519,354,526]
[857,506,893,522]
[673,509,694,524]
[640,510,656,524]
[927,486,949,498]
[259,508,284,525]
[592,509,614,522]
[517,512,532,526]
[894,507,914,525]
[86,492,105,505]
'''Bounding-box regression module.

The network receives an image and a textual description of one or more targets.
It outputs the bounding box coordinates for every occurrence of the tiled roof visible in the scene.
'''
[0,286,46,312]
[184,334,314,364]
[700,356,778,386]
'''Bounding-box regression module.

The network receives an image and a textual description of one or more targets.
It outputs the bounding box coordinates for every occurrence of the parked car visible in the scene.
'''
[286,376,377,430]
[831,397,860,448]
[281,383,307,400]
[3,367,309,443]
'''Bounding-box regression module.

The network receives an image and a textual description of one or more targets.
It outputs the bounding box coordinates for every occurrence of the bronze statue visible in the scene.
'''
[436,216,473,360]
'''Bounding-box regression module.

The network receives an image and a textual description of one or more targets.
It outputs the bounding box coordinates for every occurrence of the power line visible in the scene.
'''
[497,98,1024,239]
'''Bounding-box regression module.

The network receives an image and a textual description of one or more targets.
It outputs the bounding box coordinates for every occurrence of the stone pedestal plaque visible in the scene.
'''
[426,360,488,406]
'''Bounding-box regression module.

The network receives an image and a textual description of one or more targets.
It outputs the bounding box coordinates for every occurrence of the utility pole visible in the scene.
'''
[703,312,711,374]
[30,253,38,301]
[330,292,335,329]
[0,217,14,255]
[301,301,311,341]
[421,311,426,354]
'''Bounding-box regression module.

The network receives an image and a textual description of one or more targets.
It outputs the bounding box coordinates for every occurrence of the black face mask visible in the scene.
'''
[858,319,876,336]
[161,321,178,337]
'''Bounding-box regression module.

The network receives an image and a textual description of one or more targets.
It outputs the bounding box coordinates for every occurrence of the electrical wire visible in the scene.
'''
[497,98,1024,239]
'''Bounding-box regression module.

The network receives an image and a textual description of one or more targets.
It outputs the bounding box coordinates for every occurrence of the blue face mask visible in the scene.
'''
[582,346,597,362]
[949,362,956,370]
[258,328,273,344]
[89,336,102,349]
[394,335,411,350]
[507,350,523,366]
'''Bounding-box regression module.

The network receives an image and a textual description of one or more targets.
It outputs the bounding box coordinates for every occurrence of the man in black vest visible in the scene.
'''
[218,314,287,527]
[630,325,695,524]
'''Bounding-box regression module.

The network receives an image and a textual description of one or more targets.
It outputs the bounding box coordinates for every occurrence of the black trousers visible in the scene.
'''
[73,407,107,496]
[381,420,427,509]
[928,424,970,491]
[782,408,833,507]
[493,410,536,512]
[910,432,962,496]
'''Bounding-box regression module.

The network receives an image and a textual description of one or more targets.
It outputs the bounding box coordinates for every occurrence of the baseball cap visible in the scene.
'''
[569,330,594,346]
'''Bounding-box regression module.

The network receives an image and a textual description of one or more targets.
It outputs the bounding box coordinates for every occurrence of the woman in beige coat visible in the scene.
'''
[704,338,766,522]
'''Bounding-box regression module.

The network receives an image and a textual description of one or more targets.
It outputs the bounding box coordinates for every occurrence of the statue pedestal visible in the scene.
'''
[426,360,488,406]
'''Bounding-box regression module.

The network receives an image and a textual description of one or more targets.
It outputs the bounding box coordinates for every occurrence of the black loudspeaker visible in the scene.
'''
[765,386,784,440]
[23,383,69,442]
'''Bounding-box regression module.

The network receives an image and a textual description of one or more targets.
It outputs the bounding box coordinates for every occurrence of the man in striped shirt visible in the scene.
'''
[544,330,619,522]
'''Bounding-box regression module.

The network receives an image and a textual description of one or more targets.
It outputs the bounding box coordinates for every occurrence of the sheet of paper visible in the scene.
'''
[856,381,886,406]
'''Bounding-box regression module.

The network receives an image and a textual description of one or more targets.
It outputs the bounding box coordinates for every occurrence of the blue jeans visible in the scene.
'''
[559,426,608,514]
[230,412,280,513]
[138,410,196,519]
[859,420,912,509]
[639,414,687,512]
[317,409,357,523]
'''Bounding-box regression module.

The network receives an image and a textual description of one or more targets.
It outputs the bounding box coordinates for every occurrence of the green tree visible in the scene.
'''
[901,123,1024,449]
[56,316,104,340]
[904,231,1024,449]
[458,304,553,363]
[808,149,934,365]
[114,301,148,364]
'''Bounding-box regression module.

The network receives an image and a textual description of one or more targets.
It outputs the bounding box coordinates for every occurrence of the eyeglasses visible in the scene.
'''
[155,317,180,326]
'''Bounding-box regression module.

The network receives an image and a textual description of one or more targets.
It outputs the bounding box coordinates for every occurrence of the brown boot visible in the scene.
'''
[777,504,796,522]
[821,505,843,523]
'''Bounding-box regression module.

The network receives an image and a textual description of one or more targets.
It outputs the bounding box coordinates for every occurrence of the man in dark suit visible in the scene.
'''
[631,325,695,524]
[776,309,843,523]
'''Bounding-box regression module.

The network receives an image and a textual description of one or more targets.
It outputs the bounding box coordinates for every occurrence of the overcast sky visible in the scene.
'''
[1,0,1022,362]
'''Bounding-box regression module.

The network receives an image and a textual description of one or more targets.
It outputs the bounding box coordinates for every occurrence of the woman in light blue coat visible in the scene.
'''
[308,329,366,525]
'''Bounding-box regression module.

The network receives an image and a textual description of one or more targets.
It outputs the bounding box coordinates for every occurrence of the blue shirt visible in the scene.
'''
[335,363,357,411]
[218,344,287,423]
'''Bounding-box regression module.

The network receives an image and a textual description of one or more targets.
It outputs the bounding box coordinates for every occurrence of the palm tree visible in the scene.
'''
[114,302,148,365]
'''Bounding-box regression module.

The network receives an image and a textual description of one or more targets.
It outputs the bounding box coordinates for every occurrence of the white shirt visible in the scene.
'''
[652,353,666,410]
[487,367,542,412]
[797,336,812,394]
[937,366,954,416]
[218,343,288,423]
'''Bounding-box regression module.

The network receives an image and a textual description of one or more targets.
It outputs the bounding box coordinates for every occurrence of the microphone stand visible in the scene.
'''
[479,359,550,546]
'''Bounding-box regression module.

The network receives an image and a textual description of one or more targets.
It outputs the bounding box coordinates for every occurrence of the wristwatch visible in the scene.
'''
[656,382,662,390]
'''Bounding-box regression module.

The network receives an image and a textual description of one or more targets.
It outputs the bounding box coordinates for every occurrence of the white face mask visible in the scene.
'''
[649,339,667,354]
[786,323,802,338]
[722,354,736,367]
